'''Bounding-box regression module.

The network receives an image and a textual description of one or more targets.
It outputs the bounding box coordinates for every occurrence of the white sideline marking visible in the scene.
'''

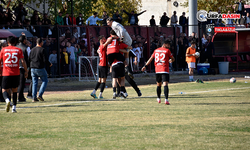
[0,87,250,111]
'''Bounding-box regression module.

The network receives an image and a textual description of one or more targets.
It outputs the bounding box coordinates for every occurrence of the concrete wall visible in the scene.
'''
[138,0,188,26]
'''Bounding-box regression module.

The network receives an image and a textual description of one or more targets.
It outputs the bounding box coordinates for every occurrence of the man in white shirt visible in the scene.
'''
[170,11,182,33]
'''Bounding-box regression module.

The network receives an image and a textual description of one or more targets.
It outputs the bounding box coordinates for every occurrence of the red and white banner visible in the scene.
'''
[214,27,236,33]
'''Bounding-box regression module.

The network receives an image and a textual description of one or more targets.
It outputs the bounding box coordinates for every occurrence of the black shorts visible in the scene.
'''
[2,75,20,89]
[112,63,125,78]
[98,66,108,78]
[156,73,170,83]
[107,53,125,65]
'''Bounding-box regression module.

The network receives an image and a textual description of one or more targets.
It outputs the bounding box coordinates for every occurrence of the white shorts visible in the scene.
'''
[188,62,196,68]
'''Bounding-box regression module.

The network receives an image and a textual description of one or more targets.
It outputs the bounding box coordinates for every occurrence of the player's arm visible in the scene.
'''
[103,37,113,47]
[20,58,28,78]
[119,49,128,54]
[141,55,154,72]
[134,56,138,65]
[169,56,175,63]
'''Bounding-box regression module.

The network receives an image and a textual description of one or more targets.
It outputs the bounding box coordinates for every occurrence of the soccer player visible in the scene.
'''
[106,17,133,78]
[90,35,108,99]
[141,40,175,105]
[0,36,28,113]
[186,41,198,82]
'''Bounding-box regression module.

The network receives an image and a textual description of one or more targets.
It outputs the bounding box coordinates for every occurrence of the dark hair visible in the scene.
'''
[191,40,196,44]
[163,40,171,45]
[107,17,113,22]
[98,35,104,41]
[94,12,98,15]
[7,36,16,45]
[36,38,43,45]
[110,29,117,36]
[19,35,26,43]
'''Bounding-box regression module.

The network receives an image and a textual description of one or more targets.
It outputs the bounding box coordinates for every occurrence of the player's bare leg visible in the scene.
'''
[189,68,194,81]
[2,89,11,112]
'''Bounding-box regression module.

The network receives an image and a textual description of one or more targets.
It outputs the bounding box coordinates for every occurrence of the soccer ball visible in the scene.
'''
[230,77,236,83]
[195,52,200,57]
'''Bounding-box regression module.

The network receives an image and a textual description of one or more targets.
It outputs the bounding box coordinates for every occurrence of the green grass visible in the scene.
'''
[0,80,250,150]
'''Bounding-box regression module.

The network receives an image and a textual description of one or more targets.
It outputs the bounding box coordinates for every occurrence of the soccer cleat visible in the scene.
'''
[120,92,128,98]
[98,96,103,99]
[165,99,170,105]
[113,93,117,99]
[37,96,45,101]
[157,98,161,103]
[6,101,10,112]
[90,93,97,99]
[137,90,142,97]
[12,109,17,113]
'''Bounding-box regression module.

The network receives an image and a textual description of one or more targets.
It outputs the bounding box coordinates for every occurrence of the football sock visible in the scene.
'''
[157,86,161,99]
[3,91,10,103]
[117,85,120,95]
[100,83,105,93]
[12,105,16,110]
[94,82,101,91]
[164,86,169,99]
[13,92,17,106]
[113,87,116,93]
[99,92,103,97]
[121,86,126,93]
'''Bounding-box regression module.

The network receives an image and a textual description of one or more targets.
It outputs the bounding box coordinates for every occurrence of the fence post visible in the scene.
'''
[173,26,178,71]
[86,26,91,56]
[57,24,61,78]
[146,26,151,73]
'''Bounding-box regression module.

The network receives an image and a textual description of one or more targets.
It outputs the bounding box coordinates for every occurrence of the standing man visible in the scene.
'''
[171,11,182,33]
[235,0,245,24]
[160,12,170,27]
[90,35,108,99]
[76,13,84,35]
[122,9,147,35]
[16,35,29,102]
[0,36,28,113]
[29,38,51,102]
[141,40,175,105]
[179,12,187,33]
[86,12,103,36]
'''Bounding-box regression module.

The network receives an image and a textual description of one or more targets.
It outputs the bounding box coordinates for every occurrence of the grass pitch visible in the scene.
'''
[0,80,250,150]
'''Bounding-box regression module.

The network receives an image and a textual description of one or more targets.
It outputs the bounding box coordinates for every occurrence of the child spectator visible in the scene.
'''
[66,42,78,77]
[61,47,70,76]
[186,41,198,82]
[132,43,140,71]
[49,50,57,78]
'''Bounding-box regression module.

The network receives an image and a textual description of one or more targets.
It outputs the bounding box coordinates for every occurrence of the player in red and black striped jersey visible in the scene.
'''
[142,40,175,105]
[90,35,108,99]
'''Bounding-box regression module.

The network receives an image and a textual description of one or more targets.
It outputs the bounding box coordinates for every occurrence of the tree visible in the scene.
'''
[181,0,249,13]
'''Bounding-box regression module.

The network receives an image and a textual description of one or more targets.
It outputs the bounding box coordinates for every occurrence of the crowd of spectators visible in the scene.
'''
[0,1,250,77]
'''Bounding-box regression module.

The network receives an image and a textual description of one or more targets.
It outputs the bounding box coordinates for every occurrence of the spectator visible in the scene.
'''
[29,38,51,102]
[14,2,27,23]
[246,12,250,27]
[56,12,64,25]
[31,11,40,25]
[240,14,246,25]
[102,11,109,37]
[150,15,161,35]
[206,10,215,24]
[63,13,71,29]
[49,50,57,78]
[61,47,70,75]
[215,10,225,27]
[160,12,170,27]
[69,14,76,25]
[202,36,215,66]
[86,12,102,36]
[23,19,32,32]
[66,37,78,77]
[235,0,245,24]
[132,43,140,71]
[170,11,182,33]
[42,13,52,38]
[191,32,198,48]
[122,9,147,35]
[178,33,188,70]
[112,10,122,23]
[179,12,187,33]
[76,13,85,35]
[226,10,234,26]
[43,39,52,75]
[73,27,80,41]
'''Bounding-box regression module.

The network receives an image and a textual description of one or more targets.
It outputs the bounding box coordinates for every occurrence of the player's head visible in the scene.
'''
[19,35,27,44]
[106,17,113,27]
[110,29,117,37]
[163,40,171,48]
[36,38,43,46]
[7,36,17,46]
[98,35,106,44]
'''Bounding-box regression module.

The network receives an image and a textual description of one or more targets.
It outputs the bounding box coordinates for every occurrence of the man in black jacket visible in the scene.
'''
[122,9,147,35]
[160,12,170,27]
[29,38,51,102]
[76,13,85,35]
[16,35,29,102]
[179,12,187,33]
